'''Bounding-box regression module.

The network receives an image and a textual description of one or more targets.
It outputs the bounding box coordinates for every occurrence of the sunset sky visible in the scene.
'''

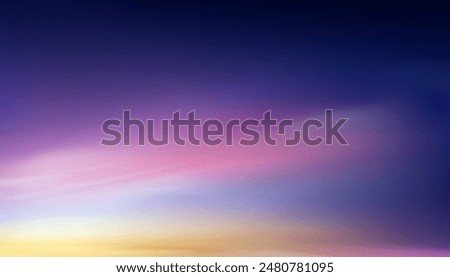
[1,1,449,256]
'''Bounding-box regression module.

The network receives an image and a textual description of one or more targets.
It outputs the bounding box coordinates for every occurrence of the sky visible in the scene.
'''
[0,1,449,256]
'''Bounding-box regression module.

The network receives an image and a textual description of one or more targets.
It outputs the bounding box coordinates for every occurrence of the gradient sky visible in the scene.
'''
[0,1,449,256]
